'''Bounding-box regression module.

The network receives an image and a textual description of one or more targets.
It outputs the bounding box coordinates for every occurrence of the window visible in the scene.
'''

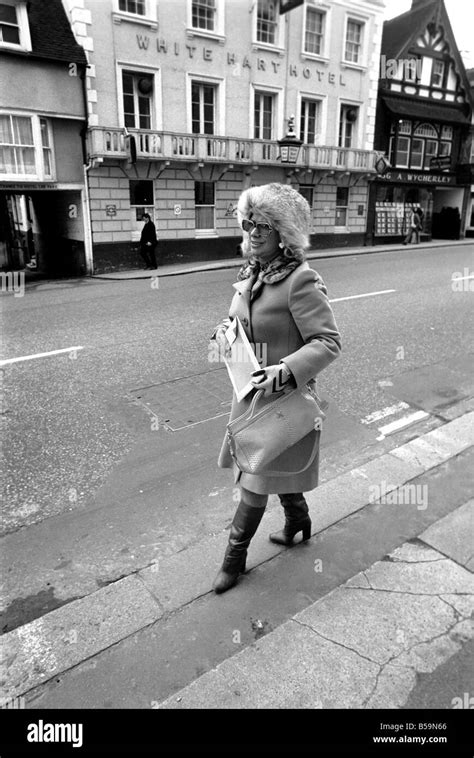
[0,2,30,49]
[195,181,215,229]
[191,82,216,135]
[338,105,358,148]
[305,8,324,55]
[335,187,349,226]
[395,136,410,167]
[130,180,153,206]
[257,0,278,45]
[405,57,421,83]
[118,0,145,15]
[0,3,19,43]
[122,71,153,129]
[0,114,53,178]
[345,19,363,63]
[410,138,424,169]
[300,99,320,144]
[40,118,53,178]
[254,92,274,140]
[431,59,445,88]
[192,0,215,31]
[424,139,438,169]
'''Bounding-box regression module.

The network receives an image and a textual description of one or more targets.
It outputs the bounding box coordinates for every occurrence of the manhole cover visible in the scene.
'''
[131,369,232,430]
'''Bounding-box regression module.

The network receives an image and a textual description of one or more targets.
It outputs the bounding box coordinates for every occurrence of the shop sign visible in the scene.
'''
[378,170,455,185]
[0,182,58,191]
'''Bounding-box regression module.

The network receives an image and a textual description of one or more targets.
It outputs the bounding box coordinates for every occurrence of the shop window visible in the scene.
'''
[0,2,31,50]
[256,0,278,45]
[395,136,410,167]
[122,71,153,130]
[431,59,445,88]
[300,99,320,144]
[304,8,324,55]
[424,139,438,169]
[195,181,215,230]
[335,187,349,227]
[338,105,358,148]
[344,19,363,64]
[0,114,52,179]
[191,81,216,135]
[254,91,274,140]
[192,0,215,31]
[298,185,314,208]
[410,138,424,169]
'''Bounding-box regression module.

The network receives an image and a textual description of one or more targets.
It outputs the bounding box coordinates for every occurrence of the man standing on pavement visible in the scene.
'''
[139,213,158,269]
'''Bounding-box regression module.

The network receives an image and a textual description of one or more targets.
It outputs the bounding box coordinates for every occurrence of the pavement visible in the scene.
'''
[1,407,472,710]
[89,237,474,280]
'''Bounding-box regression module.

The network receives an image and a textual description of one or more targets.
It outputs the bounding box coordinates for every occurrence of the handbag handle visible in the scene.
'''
[247,386,288,419]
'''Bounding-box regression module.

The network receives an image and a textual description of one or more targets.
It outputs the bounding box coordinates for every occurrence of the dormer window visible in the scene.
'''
[431,59,445,88]
[0,2,31,51]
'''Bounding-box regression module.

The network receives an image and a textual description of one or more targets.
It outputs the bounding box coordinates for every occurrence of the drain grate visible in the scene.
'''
[131,368,232,430]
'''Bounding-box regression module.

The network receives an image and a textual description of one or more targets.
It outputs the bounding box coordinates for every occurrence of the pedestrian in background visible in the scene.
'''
[210,183,342,594]
[139,213,158,269]
[404,205,423,245]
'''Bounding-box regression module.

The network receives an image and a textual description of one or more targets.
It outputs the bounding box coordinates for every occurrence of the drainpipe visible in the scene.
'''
[80,64,94,276]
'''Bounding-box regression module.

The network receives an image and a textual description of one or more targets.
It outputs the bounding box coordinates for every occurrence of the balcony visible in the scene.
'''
[88,127,378,172]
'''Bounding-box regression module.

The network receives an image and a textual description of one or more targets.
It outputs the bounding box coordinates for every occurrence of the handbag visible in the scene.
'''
[226,386,326,476]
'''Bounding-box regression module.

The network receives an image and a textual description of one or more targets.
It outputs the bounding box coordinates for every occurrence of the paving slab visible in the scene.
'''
[158,535,474,709]
[0,575,161,700]
[419,499,474,570]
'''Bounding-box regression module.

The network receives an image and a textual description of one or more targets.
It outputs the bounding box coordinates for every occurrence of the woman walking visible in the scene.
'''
[210,183,341,594]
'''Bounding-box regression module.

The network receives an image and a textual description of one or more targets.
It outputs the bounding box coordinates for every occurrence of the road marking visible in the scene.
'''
[0,346,84,367]
[330,289,396,303]
[361,402,410,425]
[376,410,429,440]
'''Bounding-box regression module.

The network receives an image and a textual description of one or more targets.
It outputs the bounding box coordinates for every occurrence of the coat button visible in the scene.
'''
[242,318,249,326]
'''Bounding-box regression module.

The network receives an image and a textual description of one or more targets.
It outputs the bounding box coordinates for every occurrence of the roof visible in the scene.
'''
[14,0,87,66]
[382,95,470,124]
[381,1,439,60]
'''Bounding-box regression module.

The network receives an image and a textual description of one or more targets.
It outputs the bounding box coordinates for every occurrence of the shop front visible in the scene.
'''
[367,168,468,244]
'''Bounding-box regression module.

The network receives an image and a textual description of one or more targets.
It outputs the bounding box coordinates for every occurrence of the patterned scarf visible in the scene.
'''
[237,251,302,299]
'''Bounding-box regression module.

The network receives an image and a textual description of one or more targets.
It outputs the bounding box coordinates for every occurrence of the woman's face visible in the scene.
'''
[244,210,280,262]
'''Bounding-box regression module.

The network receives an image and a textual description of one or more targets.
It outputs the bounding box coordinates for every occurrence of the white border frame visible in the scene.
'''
[186,72,225,135]
[116,62,163,131]
[252,0,285,53]
[341,11,369,69]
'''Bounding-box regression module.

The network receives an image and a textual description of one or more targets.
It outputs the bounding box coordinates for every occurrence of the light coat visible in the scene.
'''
[217,261,341,494]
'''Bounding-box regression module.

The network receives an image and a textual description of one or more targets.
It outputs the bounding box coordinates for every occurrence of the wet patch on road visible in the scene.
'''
[1,587,80,634]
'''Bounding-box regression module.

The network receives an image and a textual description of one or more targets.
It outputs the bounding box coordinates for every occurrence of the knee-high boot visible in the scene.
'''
[269,493,311,545]
[213,500,266,594]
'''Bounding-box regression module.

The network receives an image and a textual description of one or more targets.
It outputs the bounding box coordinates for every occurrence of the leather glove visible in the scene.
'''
[250,363,295,397]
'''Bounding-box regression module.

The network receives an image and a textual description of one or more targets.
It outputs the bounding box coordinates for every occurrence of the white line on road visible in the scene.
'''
[376,410,429,440]
[0,346,84,367]
[361,402,410,425]
[330,289,396,303]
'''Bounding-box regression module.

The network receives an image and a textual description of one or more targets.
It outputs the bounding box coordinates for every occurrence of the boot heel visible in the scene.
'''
[302,521,311,541]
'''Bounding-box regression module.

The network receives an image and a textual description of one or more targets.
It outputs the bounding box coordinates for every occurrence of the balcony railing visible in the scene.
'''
[88,127,378,171]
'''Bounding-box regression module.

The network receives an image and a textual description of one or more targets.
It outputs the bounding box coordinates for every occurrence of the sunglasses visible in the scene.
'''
[241,219,274,237]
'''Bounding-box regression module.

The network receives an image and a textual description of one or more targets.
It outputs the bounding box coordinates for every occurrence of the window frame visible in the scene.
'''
[338,103,360,149]
[116,63,162,132]
[342,13,368,68]
[0,112,54,180]
[299,97,322,145]
[112,0,157,28]
[249,84,283,141]
[187,0,224,39]
[194,180,216,234]
[0,1,31,51]
[186,73,225,135]
[252,0,285,52]
[431,58,446,89]
[303,5,328,60]
[335,186,350,229]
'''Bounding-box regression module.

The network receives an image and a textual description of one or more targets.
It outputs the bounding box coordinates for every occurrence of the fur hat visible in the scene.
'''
[237,183,311,258]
